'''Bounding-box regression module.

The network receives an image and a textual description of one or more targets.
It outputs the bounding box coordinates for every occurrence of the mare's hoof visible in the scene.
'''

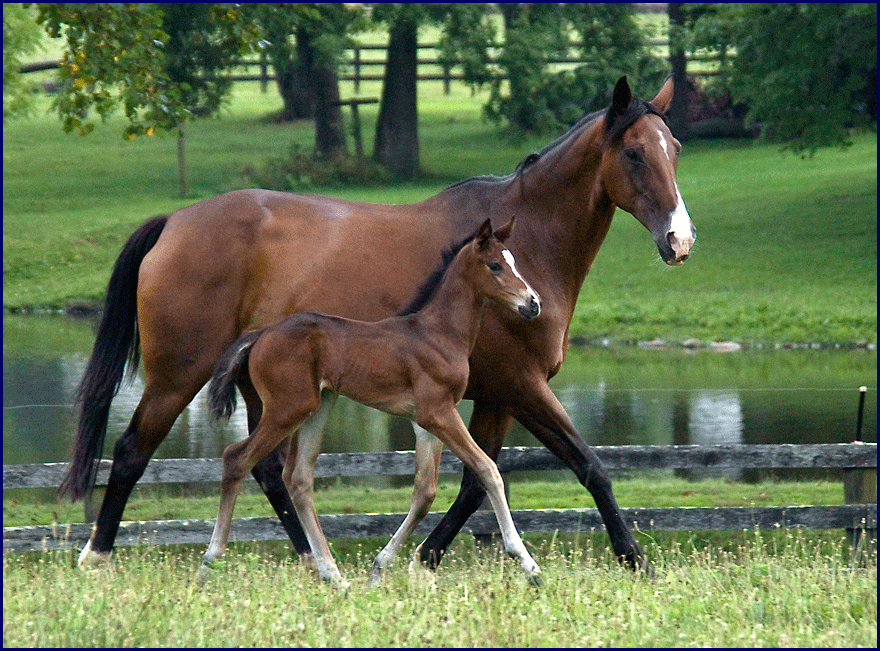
[527,571,542,588]
[77,541,111,570]
[408,558,437,588]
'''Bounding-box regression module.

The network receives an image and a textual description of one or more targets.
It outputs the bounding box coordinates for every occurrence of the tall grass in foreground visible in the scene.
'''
[3,529,875,647]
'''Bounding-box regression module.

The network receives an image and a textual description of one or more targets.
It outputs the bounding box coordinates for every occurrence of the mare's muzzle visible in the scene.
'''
[656,224,696,266]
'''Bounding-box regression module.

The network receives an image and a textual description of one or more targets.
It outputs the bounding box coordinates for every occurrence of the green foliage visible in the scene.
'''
[458,4,669,135]
[2,4,44,119]
[690,3,877,155]
[32,3,258,139]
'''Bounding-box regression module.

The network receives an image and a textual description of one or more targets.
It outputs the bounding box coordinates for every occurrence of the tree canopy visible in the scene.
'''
[690,3,876,154]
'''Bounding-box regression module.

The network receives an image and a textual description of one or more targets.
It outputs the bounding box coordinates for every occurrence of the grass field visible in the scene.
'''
[3,527,875,647]
[3,79,876,345]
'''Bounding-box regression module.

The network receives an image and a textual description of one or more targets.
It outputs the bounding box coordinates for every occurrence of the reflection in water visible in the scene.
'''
[3,314,876,480]
[688,391,744,479]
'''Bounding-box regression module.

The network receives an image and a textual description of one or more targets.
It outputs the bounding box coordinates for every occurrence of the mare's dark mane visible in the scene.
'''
[396,229,479,317]
[445,93,668,193]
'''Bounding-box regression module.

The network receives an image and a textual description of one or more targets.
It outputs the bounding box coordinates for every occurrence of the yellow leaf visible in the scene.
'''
[145,127,155,137]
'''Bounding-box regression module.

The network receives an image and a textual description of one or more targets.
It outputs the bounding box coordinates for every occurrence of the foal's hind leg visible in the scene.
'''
[370,424,443,586]
[282,393,349,590]
[200,400,315,581]
[238,376,314,562]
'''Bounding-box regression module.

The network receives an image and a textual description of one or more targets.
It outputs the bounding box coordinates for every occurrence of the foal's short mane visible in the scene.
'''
[396,229,479,317]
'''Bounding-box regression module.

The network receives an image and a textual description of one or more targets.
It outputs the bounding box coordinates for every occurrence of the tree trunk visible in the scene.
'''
[177,124,188,198]
[373,17,419,178]
[668,3,690,141]
[312,65,348,159]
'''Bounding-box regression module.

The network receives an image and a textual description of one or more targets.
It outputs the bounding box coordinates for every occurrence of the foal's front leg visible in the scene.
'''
[417,405,540,584]
[370,423,443,586]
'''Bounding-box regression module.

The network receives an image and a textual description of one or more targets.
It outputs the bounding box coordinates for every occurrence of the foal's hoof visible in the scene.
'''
[368,563,384,588]
[77,541,111,570]
[527,571,542,588]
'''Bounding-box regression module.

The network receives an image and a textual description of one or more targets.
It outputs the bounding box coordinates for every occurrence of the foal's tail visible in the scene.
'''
[208,330,263,422]
[59,215,168,501]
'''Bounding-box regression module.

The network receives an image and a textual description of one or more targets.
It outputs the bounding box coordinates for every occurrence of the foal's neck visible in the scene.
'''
[410,254,486,353]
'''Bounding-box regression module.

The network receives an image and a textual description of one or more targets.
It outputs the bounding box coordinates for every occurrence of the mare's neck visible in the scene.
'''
[503,125,616,315]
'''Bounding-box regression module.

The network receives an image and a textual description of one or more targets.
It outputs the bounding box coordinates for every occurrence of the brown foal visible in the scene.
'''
[202,218,541,589]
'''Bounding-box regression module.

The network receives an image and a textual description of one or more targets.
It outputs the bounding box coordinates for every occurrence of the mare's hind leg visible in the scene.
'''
[79,382,200,566]
[238,376,313,560]
[370,424,443,586]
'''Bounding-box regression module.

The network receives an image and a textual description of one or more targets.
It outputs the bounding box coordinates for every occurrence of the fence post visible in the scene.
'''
[259,51,268,94]
[844,386,876,554]
[353,46,361,94]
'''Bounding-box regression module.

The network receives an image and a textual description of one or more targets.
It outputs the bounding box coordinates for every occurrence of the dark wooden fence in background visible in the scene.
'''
[4,443,875,553]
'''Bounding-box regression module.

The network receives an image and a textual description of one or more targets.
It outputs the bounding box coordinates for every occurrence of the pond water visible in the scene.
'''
[3,313,876,484]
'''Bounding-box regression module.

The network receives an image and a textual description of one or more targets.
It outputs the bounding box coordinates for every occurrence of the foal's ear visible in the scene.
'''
[476,218,494,250]
[610,76,633,117]
[649,75,674,114]
[494,215,515,243]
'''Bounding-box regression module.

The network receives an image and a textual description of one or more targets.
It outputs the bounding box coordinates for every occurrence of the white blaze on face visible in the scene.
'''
[656,128,671,161]
[669,183,692,239]
[501,249,540,304]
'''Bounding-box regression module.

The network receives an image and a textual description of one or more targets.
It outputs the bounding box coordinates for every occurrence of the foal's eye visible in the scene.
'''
[623,148,644,165]
[486,262,503,274]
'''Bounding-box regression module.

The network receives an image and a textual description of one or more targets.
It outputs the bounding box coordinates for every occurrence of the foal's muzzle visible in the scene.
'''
[518,296,541,320]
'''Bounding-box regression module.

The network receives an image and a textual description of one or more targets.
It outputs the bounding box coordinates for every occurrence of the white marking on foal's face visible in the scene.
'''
[501,249,541,312]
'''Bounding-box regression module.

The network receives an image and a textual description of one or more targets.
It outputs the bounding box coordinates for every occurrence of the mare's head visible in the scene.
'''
[600,76,696,265]
[469,217,541,320]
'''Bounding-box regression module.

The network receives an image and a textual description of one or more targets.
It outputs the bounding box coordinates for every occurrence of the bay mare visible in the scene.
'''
[64,76,695,578]
[203,219,542,589]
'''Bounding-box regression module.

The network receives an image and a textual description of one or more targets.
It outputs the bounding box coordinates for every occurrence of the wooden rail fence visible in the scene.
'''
[3,444,875,553]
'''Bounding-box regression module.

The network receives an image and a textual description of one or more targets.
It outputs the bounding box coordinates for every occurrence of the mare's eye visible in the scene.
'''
[624,147,644,165]
[487,262,503,274]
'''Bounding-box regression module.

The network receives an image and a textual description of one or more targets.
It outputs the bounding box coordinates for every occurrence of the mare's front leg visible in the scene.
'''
[370,423,443,586]
[512,381,653,576]
[416,405,539,583]
[282,393,349,591]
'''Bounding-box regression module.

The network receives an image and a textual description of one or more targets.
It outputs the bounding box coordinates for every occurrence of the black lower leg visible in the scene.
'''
[419,466,486,569]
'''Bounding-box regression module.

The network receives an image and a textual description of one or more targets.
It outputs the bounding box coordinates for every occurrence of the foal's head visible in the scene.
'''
[468,217,541,320]
[599,76,696,265]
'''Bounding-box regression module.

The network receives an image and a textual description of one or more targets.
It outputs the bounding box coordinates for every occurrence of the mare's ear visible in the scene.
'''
[650,75,674,114]
[476,218,494,250]
[494,215,515,243]
[610,76,633,118]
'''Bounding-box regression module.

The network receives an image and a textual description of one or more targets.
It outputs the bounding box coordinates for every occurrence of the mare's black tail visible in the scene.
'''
[207,330,263,422]
[59,215,168,501]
